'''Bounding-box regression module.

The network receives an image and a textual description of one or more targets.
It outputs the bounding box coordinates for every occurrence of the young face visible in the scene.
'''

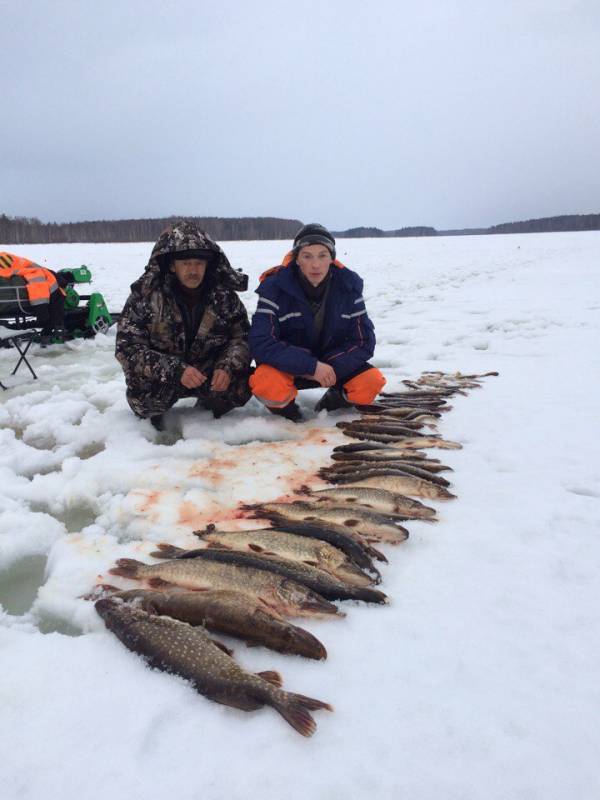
[170,258,208,289]
[296,244,333,287]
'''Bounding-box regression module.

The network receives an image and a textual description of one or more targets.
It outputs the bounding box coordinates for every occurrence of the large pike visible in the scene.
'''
[150,545,388,604]
[97,586,327,660]
[95,598,332,736]
[300,485,437,520]
[245,500,408,545]
[109,557,340,618]
[193,527,374,587]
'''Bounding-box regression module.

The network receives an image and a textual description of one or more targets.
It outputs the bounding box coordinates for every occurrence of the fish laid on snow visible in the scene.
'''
[97,587,327,660]
[321,461,452,487]
[331,472,456,499]
[358,415,430,429]
[333,442,428,456]
[330,451,451,473]
[361,407,442,420]
[342,431,462,449]
[338,420,428,438]
[95,598,332,736]
[300,485,437,520]
[109,557,340,618]
[193,527,374,587]
[151,545,388,604]
[246,500,408,545]
[238,517,387,576]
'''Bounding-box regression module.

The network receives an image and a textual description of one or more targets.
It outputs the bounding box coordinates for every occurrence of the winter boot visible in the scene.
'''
[200,397,236,419]
[314,386,352,413]
[150,414,165,431]
[268,401,304,423]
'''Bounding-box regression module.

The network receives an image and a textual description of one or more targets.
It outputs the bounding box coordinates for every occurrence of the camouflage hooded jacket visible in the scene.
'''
[115,221,250,387]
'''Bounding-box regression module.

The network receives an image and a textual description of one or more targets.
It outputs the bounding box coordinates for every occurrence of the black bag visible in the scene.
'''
[0,275,35,317]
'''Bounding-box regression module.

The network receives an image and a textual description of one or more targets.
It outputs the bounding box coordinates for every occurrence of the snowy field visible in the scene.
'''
[1,231,599,799]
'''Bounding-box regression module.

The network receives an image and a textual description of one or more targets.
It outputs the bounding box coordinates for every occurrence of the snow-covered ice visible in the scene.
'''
[1,232,599,799]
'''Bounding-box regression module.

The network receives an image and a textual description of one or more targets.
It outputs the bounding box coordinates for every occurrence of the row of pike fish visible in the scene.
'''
[92,370,498,736]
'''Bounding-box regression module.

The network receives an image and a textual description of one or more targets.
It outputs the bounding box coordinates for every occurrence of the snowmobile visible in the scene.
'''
[0,264,117,344]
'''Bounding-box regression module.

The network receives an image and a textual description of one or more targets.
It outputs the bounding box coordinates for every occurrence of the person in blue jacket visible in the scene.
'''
[248,223,386,421]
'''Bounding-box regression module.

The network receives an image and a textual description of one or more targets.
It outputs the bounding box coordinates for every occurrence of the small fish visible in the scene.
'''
[299,485,437,520]
[362,407,442,420]
[338,421,428,437]
[333,442,429,457]
[331,451,451,473]
[331,472,457,499]
[342,431,462,449]
[108,557,340,618]
[358,415,428,428]
[241,513,388,569]
[321,461,451,487]
[378,398,450,411]
[151,545,388,604]
[95,598,332,736]
[246,501,408,545]
[381,389,454,399]
[96,586,327,660]
[194,527,374,587]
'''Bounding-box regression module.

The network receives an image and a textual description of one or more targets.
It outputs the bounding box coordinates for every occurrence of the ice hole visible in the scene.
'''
[0,555,47,615]
[29,502,97,533]
[36,613,83,637]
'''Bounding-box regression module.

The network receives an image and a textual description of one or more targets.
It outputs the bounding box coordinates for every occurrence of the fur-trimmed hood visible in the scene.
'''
[130,220,248,296]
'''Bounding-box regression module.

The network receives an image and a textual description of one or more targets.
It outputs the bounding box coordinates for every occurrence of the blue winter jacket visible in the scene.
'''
[249,260,376,381]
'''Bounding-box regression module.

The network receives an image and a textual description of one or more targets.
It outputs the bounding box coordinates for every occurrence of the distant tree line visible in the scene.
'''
[488,214,600,234]
[332,226,437,238]
[1,212,599,245]
[0,215,303,244]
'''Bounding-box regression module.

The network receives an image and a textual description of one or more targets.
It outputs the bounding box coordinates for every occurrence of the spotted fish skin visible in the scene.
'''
[195,528,374,587]
[97,587,327,660]
[95,598,332,736]
[332,473,456,499]
[108,557,340,618]
[302,486,437,520]
[252,501,409,545]
[150,546,388,605]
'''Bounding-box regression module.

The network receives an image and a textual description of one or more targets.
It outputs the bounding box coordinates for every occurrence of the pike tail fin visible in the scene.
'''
[109,558,145,579]
[271,692,333,737]
[150,543,186,559]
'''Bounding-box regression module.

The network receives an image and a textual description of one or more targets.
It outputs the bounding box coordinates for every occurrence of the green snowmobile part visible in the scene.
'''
[69,265,92,284]
[86,292,112,333]
[63,284,81,310]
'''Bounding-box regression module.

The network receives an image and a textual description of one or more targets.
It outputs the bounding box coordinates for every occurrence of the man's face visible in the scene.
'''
[170,258,208,289]
[296,245,332,287]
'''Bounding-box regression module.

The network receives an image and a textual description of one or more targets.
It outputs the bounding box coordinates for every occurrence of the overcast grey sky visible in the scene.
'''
[2,0,599,230]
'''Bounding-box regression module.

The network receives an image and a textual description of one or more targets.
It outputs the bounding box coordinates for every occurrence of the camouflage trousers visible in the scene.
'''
[125,365,251,419]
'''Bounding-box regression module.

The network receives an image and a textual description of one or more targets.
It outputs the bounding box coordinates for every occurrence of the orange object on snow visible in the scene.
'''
[0,252,60,306]
[250,363,385,408]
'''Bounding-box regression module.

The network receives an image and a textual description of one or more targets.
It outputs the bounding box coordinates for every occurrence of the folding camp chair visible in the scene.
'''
[0,326,39,390]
